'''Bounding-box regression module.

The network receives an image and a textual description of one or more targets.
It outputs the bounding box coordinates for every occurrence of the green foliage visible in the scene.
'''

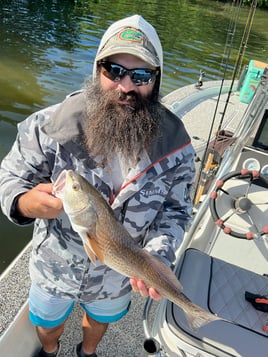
[218,0,268,8]
[257,0,268,7]
[241,0,268,8]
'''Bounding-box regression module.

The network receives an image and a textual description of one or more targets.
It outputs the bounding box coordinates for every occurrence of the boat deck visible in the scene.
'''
[162,80,248,157]
[0,241,155,356]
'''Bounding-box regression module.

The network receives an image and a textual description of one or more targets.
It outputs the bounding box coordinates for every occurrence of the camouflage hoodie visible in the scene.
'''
[0,16,195,302]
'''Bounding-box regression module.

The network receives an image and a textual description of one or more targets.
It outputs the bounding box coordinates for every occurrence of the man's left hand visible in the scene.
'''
[129,278,162,301]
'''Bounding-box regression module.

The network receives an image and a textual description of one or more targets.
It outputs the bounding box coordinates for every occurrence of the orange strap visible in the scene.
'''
[255,298,268,305]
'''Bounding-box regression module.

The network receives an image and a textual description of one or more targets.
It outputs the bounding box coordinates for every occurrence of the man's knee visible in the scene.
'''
[83,312,108,327]
[36,322,65,336]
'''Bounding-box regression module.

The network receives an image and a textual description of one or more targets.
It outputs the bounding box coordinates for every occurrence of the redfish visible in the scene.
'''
[53,170,222,329]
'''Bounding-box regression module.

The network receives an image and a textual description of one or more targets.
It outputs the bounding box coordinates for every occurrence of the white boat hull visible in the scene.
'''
[0,300,40,356]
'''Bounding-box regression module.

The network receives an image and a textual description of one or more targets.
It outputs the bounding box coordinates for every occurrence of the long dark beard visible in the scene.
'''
[84,80,162,165]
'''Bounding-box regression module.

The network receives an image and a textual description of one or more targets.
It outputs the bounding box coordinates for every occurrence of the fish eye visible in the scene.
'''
[72,182,80,191]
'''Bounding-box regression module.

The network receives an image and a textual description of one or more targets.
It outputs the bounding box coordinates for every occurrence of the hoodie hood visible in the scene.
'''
[93,15,163,89]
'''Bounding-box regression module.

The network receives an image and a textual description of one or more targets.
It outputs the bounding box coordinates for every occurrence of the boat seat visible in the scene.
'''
[168,248,268,356]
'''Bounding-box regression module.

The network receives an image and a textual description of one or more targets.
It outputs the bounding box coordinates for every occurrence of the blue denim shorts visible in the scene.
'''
[29,283,131,328]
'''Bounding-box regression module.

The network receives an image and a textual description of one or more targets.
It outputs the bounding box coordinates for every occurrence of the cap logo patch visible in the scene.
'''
[118,28,144,43]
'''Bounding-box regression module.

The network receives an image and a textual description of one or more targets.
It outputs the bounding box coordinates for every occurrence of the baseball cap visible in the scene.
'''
[95,26,160,67]
[93,15,163,90]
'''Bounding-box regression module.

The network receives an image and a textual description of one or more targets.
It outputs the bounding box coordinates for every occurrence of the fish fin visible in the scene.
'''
[77,230,98,265]
[83,241,97,265]
[188,310,222,330]
[86,234,105,263]
[143,250,184,292]
[183,299,223,330]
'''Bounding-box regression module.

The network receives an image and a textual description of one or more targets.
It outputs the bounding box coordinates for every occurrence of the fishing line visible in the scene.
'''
[194,0,243,204]
[219,0,243,78]
[208,0,243,145]
[194,0,258,204]
[212,0,257,142]
[233,0,257,79]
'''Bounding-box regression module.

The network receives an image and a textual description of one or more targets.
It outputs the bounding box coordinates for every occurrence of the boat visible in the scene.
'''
[1,59,267,356]
[1,3,268,354]
[141,64,268,356]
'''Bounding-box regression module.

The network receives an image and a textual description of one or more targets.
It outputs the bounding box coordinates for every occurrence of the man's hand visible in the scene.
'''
[17,183,63,219]
[130,278,162,301]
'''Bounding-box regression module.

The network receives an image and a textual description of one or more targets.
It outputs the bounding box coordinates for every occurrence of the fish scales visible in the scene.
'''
[65,176,184,297]
[53,169,223,330]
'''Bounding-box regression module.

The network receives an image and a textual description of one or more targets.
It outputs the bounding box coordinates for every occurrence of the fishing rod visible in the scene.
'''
[217,0,257,123]
[194,0,257,205]
[194,0,243,204]
[235,0,258,79]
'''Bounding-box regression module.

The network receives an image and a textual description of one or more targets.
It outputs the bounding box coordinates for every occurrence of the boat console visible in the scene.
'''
[236,109,268,181]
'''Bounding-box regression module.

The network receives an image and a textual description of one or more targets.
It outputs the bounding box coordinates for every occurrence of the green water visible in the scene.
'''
[0,0,267,273]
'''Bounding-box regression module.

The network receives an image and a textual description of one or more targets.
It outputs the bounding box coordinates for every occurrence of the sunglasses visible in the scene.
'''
[98,60,159,86]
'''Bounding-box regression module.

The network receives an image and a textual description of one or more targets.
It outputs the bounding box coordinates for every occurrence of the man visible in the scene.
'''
[0,14,195,357]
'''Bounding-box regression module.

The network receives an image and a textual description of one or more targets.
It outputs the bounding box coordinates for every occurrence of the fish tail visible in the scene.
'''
[184,307,222,330]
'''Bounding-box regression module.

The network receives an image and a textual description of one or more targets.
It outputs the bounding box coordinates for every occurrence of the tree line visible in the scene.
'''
[218,0,268,8]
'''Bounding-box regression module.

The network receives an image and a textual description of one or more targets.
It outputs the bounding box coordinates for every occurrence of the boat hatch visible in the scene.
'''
[166,249,268,357]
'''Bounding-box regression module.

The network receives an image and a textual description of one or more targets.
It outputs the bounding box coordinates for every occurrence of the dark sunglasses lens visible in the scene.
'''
[101,62,124,81]
[109,64,124,80]
[131,69,154,85]
[100,61,156,86]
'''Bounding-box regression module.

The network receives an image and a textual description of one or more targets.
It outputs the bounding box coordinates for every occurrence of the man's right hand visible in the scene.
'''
[17,183,63,219]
